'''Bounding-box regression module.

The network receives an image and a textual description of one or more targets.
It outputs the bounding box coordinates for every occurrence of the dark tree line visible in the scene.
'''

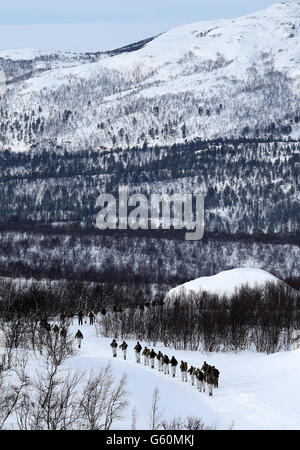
[0,138,299,235]
[0,227,299,286]
[97,283,300,354]
[0,278,299,354]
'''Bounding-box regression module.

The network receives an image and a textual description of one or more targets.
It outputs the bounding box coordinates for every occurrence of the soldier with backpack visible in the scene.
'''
[196,368,205,392]
[170,356,178,378]
[134,341,142,363]
[202,361,209,389]
[157,351,163,372]
[202,361,209,373]
[75,330,83,348]
[89,311,95,325]
[78,310,83,326]
[188,365,195,386]
[180,361,188,381]
[212,366,220,388]
[150,349,157,368]
[163,355,170,375]
[146,348,151,366]
[142,346,148,365]
[206,366,214,397]
[110,339,118,357]
[119,341,128,360]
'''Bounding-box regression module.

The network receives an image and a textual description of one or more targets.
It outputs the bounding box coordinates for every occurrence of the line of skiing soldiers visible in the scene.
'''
[183,361,220,397]
[40,320,68,339]
[109,340,220,397]
[110,339,128,359]
[51,310,97,327]
[77,310,95,326]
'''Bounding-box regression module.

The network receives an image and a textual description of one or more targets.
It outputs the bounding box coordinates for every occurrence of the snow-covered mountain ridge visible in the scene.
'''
[0,2,299,152]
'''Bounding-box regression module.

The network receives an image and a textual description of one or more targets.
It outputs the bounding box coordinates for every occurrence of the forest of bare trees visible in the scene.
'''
[0,277,299,355]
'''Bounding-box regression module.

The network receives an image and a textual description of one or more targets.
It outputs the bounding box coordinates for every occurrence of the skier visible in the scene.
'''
[188,365,195,386]
[89,311,95,325]
[134,341,142,363]
[206,366,214,397]
[53,324,59,333]
[170,356,178,378]
[157,351,163,372]
[201,361,209,373]
[119,341,128,360]
[150,349,157,368]
[212,366,220,388]
[196,368,205,392]
[110,339,118,357]
[75,330,83,348]
[202,361,209,390]
[146,348,151,366]
[78,310,83,326]
[180,361,188,382]
[142,346,148,365]
[163,354,170,375]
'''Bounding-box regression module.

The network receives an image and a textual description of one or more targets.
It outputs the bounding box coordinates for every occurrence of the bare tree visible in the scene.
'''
[42,326,77,366]
[131,407,137,430]
[185,416,211,430]
[104,373,129,430]
[161,415,216,430]
[161,416,185,430]
[18,367,83,430]
[0,351,30,429]
[149,386,164,430]
[78,365,129,430]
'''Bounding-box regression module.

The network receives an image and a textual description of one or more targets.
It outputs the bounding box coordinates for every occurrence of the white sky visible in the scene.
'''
[0,1,282,52]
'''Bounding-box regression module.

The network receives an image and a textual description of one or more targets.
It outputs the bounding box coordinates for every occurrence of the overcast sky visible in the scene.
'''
[0,0,280,52]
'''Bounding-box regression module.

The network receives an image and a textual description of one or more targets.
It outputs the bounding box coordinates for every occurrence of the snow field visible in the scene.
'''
[63,320,300,430]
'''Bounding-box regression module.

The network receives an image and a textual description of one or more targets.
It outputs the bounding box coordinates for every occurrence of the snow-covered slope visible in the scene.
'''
[0,1,299,152]
[37,323,300,429]
[166,268,281,299]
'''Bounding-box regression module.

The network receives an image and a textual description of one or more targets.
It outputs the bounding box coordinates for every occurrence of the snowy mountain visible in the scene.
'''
[0,1,299,153]
[165,267,282,299]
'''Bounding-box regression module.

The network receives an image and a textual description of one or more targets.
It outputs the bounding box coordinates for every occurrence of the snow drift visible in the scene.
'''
[165,267,281,300]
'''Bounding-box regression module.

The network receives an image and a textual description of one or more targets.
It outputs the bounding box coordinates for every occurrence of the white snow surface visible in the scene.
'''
[37,322,300,429]
[5,319,300,430]
[166,267,281,299]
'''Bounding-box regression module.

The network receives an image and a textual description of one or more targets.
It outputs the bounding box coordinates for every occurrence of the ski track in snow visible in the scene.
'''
[62,321,300,430]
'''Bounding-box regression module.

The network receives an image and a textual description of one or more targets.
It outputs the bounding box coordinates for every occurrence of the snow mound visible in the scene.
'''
[166,268,281,299]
